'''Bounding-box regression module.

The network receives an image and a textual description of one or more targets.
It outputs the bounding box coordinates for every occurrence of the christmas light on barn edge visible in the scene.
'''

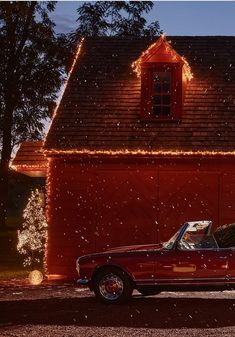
[131,34,193,81]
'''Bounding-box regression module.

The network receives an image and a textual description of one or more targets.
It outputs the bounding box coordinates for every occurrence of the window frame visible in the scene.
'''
[141,62,183,121]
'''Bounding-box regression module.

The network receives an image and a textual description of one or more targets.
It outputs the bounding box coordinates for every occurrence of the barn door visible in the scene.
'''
[95,167,158,251]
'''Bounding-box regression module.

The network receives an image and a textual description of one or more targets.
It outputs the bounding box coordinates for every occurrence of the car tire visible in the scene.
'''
[93,267,133,304]
[138,287,161,296]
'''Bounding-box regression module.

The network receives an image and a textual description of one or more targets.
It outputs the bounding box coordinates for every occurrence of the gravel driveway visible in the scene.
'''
[1,280,235,336]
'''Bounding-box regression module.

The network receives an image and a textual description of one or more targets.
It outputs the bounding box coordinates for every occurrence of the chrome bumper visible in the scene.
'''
[77,278,89,286]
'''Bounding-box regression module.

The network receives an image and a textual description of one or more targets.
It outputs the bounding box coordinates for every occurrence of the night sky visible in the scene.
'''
[51,1,235,36]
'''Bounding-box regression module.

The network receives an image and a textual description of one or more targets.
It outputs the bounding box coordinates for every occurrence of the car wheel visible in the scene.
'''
[138,287,161,296]
[93,267,133,304]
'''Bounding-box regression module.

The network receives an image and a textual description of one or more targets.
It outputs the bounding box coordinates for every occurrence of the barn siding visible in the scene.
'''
[46,157,235,278]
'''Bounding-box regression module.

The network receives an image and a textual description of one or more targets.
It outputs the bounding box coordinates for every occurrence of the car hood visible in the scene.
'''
[77,243,164,262]
[104,243,163,253]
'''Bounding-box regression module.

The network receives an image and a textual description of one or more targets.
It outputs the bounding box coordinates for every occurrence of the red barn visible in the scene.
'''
[13,36,235,279]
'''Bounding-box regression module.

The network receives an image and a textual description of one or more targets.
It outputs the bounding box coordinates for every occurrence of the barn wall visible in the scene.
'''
[46,157,235,278]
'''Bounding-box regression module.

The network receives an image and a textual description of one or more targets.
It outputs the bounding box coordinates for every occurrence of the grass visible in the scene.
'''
[0,227,45,281]
[0,263,45,281]
[0,268,30,280]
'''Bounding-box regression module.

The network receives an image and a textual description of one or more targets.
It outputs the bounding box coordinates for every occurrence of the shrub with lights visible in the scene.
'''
[17,188,47,270]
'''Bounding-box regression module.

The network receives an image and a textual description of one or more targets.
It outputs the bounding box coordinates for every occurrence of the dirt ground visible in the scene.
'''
[1,280,235,337]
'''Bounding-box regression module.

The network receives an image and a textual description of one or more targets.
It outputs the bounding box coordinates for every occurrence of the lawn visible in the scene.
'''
[0,229,44,281]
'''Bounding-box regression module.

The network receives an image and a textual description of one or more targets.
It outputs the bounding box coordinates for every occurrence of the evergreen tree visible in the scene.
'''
[17,189,47,268]
[0,1,69,229]
[70,1,161,42]
[214,223,235,248]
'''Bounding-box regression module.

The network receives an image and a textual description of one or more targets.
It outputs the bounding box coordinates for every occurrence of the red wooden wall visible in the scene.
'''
[46,157,235,278]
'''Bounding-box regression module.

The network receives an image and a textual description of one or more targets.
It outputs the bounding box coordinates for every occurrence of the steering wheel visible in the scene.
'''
[179,239,194,250]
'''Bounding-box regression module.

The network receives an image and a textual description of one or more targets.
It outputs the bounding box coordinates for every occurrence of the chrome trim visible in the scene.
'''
[136,277,227,282]
[136,282,231,286]
[135,278,158,282]
[98,273,124,301]
[77,278,89,285]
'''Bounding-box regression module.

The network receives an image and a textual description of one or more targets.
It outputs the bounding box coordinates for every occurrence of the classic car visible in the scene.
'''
[76,220,235,303]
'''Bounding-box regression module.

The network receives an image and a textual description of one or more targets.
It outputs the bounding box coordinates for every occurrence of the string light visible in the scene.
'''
[28,270,44,285]
[17,189,48,268]
[43,149,235,157]
[131,34,193,81]
[181,56,193,82]
[43,158,68,279]
[43,37,85,147]
[44,158,52,274]
[11,164,48,171]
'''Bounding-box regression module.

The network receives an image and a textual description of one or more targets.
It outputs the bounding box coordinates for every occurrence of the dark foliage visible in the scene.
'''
[70,1,161,42]
[214,223,235,248]
[0,1,69,149]
[0,1,70,228]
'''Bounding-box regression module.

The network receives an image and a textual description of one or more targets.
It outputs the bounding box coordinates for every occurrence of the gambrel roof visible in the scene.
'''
[44,36,235,152]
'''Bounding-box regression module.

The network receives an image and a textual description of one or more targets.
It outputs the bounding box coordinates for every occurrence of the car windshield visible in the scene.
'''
[179,232,218,250]
[163,229,180,250]
[162,221,216,250]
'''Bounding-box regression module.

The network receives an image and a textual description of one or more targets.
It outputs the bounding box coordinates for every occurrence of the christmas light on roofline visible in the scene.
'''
[43,37,85,147]
[10,163,48,177]
[131,34,193,81]
[11,164,48,170]
[43,148,235,157]
[182,56,193,82]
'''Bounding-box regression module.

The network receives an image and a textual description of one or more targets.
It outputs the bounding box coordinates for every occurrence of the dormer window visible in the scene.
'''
[141,63,183,120]
[132,35,193,122]
[153,69,171,116]
[153,70,171,115]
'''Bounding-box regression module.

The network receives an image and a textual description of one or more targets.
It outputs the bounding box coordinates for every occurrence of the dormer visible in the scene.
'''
[132,35,193,121]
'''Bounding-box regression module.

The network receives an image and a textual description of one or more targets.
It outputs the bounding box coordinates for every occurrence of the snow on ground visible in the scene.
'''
[0,281,235,336]
[2,325,235,337]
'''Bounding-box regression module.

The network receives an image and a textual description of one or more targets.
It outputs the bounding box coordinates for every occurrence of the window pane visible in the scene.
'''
[163,81,170,93]
[153,70,171,117]
[153,95,161,105]
[153,105,161,116]
[162,95,170,105]
[154,82,161,93]
[154,72,165,81]
[162,106,170,116]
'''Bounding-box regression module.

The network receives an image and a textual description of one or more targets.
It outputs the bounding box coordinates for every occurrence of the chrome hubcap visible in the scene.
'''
[99,273,124,300]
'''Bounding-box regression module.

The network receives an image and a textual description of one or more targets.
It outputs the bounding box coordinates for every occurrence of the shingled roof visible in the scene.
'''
[11,141,47,177]
[44,36,235,152]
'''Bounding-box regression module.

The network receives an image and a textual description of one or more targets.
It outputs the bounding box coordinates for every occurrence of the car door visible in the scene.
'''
[225,247,235,283]
[155,248,229,285]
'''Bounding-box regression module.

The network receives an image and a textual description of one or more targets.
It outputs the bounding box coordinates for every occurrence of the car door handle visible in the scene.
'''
[219,256,227,260]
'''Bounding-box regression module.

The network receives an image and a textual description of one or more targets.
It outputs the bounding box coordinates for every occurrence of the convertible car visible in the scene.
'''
[76,220,235,303]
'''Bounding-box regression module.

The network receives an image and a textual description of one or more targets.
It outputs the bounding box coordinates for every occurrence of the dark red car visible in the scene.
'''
[76,221,235,303]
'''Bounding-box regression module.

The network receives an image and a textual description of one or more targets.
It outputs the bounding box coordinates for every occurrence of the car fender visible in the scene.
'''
[90,262,135,288]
